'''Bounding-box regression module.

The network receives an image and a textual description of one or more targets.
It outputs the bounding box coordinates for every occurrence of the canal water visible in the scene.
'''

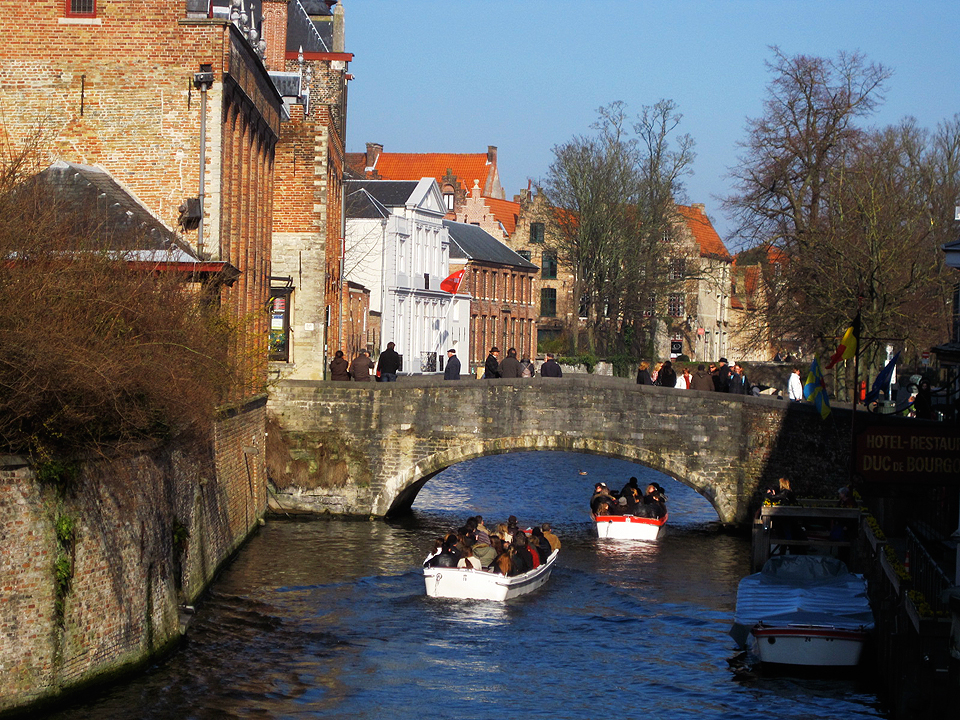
[50,452,887,719]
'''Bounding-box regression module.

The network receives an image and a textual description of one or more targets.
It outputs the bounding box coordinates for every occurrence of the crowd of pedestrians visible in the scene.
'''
[423,515,561,577]
[637,356,760,395]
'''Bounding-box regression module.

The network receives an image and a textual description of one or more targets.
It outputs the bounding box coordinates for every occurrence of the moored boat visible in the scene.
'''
[423,549,559,601]
[730,555,874,667]
[594,513,667,541]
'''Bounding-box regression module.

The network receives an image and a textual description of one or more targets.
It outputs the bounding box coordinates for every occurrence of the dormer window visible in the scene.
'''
[441,184,455,212]
[66,0,96,16]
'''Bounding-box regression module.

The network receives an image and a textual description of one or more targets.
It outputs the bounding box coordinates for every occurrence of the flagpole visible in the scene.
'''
[849,301,863,490]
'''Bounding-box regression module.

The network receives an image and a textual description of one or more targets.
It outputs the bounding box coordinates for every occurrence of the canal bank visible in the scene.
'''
[0,398,268,717]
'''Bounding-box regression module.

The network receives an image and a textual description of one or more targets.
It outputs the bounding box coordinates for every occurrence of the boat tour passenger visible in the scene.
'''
[529,527,551,563]
[424,533,461,567]
[637,483,667,519]
[457,545,482,570]
[591,482,619,516]
[510,534,535,575]
[541,523,561,552]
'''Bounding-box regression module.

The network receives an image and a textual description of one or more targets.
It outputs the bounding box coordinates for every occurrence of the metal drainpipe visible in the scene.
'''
[193,65,214,258]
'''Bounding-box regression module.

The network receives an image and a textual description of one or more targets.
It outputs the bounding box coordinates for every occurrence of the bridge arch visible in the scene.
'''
[383,436,726,520]
[267,374,856,528]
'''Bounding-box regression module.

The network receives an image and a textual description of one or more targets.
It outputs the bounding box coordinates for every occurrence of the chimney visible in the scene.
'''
[365,142,383,169]
[692,203,705,214]
[333,2,345,53]
[260,0,290,72]
[487,145,497,165]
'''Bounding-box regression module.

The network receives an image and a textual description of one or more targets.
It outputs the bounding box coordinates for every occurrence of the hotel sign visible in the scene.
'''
[857,426,960,483]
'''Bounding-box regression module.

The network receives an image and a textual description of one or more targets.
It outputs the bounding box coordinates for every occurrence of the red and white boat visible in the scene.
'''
[730,555,874,667]
[594,513,667,541]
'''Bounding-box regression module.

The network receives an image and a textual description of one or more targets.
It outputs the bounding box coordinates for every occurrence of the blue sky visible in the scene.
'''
[343,1,960,249]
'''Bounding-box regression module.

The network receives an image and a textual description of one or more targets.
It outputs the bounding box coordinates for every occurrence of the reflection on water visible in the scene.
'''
[46,451,886,720]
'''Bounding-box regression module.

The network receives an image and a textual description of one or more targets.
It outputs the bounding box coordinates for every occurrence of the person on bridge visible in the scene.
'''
[656,360,677,388]
[350,349,374,381]
[330,350,350,381]
[788,366,803,401]
[713,358,732,392]
[443,348,461,380]
[540,352,562,377]
[729,362,749,394]
[376,342,402,382]
[636,360,653,385]
[499,347,523,378]
[483,347,501,378]
[691,364,714,391]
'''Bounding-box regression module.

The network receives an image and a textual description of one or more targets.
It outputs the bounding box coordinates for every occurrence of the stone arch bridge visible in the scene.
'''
[265,375,863,528]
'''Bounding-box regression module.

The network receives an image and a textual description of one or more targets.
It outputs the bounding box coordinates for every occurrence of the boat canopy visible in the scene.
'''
[730,555,874,648]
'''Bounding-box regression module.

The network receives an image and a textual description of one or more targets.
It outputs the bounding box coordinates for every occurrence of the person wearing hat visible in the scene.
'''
[713,357,732,392]
[483,347,501,379]
[443,348,461,380]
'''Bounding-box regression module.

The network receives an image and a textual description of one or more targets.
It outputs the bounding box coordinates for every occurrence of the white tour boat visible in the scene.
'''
[594,513,667,541]
[423,550,559,601]
[730,555,874,667]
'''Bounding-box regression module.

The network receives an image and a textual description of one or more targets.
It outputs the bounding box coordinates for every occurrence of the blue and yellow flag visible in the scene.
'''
[803,356,831,419]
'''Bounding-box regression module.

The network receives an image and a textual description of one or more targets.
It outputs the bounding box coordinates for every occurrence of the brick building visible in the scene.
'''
[0,0,282,397]
[444,219,538,370]
[264,0,352,380]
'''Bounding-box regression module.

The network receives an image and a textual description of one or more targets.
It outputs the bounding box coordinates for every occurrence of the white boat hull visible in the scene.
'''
[595,513,667,540]
[750,625,868,666]
[423,550,558,601]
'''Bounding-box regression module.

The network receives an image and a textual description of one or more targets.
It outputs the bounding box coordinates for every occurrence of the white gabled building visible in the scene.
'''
[345,178,470,373]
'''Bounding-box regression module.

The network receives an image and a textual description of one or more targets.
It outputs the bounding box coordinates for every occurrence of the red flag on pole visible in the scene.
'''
[440,269,465,294]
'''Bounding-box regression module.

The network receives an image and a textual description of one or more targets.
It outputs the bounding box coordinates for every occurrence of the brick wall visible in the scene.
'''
[0,401,266,713]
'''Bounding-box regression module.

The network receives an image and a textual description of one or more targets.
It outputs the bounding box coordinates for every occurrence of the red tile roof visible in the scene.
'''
[347,152,493,194]
[676,204,730,261]
[483,196,520,236]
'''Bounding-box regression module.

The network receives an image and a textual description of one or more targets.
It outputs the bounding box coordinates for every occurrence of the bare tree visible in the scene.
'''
[726,48,957,397]
[542,100,696,357]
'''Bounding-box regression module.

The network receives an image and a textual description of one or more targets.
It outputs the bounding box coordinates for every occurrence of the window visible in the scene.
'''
[269,289,292,362]
[668,293,685,317]
[541,288,557,317]
[642,293,656,318]
[530,222,545,244]
[66,0,96,16]
[671,258,686,281]
[443,193,454,212]
[541,251,557,279]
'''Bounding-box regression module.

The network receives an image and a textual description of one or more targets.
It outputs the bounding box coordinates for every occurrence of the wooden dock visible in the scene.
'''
[751,504,862,572]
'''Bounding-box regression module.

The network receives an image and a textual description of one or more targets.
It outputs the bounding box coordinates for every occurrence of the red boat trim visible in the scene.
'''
[751,626,868,641]
[593,513,668,527]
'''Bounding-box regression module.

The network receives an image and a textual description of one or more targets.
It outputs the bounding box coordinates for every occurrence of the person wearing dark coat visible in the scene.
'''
[376,341,402,382]
[729,362,748,394]
[690,364,713,391]
[499,347,523,378]
[330,350,350,381]
[540,353,562,377]
[657,361,677,388]
[713,358,732,392]
[349,350,374,381]
[636,361,653,385]
[443,348,461,380]
[483,347,501,378]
